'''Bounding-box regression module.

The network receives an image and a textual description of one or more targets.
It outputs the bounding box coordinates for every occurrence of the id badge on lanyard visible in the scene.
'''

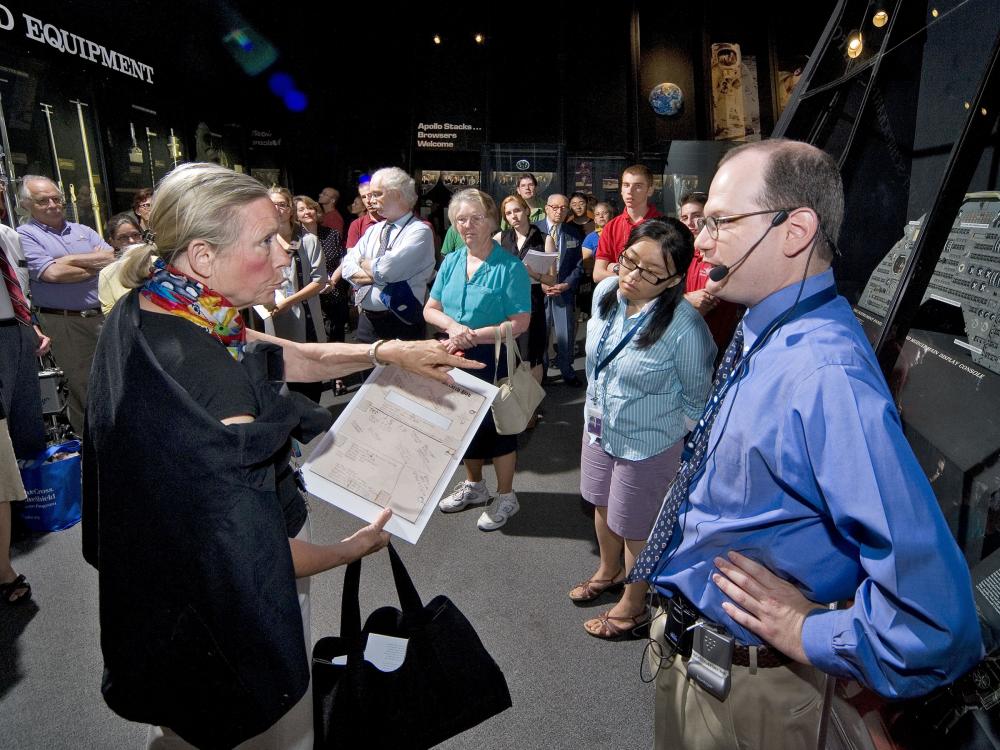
[589,307,650,446]
[585,402,602,444]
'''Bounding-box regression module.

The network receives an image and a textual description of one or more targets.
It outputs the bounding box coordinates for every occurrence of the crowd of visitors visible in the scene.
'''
[0,142,985,750]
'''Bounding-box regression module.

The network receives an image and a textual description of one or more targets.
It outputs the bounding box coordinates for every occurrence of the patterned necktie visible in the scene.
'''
[355,221,393,306]
[629,323,746,583]
[0,246,31,325]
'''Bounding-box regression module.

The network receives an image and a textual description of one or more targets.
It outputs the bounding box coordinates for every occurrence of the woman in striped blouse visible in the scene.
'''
[571,218,716,640]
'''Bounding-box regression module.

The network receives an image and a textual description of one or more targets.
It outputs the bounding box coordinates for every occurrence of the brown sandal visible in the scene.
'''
[568,570,625,603]
[0,573,31,605]
[583,609,650,641]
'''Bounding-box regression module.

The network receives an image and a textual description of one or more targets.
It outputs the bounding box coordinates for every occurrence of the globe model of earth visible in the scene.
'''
[649,82,683,116]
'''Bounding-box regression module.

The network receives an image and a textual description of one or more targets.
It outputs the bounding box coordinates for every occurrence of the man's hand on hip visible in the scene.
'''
[712,550,819,665]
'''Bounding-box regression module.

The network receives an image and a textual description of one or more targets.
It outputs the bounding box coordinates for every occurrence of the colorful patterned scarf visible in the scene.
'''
[141,258,246,360]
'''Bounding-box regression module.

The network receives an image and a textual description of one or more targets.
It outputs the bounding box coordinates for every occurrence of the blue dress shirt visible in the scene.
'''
[651,268,982,698]
[341,213,435,312]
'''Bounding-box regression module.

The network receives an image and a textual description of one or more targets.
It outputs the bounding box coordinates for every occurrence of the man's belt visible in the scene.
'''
[36,306,102,318]
[658,591,791,669]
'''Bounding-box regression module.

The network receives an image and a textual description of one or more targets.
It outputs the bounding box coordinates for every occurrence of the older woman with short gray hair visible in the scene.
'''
[424,189,532,531]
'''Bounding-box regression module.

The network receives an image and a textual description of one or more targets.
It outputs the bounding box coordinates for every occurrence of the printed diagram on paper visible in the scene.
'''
[307,367,486,523]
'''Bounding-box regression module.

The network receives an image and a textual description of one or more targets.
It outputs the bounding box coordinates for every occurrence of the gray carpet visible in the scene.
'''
[0,350,656,749]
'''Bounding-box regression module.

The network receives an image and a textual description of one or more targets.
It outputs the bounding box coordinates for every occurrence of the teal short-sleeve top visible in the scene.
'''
[429,243,531,328]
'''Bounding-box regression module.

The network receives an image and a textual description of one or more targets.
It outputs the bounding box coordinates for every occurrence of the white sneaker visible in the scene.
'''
[438,481,491,513]
[477,492,519,531]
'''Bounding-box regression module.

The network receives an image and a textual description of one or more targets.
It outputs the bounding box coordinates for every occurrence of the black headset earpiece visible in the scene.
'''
[771,209,789,226]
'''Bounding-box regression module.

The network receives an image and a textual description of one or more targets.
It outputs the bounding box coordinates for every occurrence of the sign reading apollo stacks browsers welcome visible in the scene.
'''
[0,7,154,84]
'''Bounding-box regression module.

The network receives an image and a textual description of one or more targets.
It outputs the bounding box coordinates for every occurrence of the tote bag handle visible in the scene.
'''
[339,543,423,641]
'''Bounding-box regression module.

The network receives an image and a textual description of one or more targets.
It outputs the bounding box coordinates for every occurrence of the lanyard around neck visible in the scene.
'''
[681,284,839,465]
[593,303,652,382]
[378,214,416,257]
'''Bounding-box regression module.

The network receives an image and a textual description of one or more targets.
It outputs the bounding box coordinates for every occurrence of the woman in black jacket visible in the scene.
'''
[83,162,477,750]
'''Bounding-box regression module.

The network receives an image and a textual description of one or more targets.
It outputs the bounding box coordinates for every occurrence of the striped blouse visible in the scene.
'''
[584,276,717,461]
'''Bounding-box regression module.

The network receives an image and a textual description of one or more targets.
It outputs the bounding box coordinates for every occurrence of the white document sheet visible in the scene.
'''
[302,365,498,543]
[523,249,558,274]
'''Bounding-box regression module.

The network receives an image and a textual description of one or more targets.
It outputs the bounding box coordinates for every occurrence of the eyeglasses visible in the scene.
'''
[455,214,487,226]
[546,204,568,211]
[114,231,144,245]
[695,208,792,240]
[32,196,65,207]
[271,202,290,210]
[619,252,677,285]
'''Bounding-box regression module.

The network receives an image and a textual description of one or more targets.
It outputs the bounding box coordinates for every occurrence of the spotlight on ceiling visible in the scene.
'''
[474,33,485,44]
[847,32,863,59]
[432,34,441,45]
[872,10,888,27]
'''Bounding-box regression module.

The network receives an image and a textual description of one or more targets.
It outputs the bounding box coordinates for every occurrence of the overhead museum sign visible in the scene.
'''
[416,121,483,152]
[0,8,154,84]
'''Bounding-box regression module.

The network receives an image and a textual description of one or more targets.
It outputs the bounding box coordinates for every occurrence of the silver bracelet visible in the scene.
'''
[368,339,387,367]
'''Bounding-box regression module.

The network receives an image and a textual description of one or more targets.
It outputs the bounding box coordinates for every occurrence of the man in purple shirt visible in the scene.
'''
[18,175,113,434]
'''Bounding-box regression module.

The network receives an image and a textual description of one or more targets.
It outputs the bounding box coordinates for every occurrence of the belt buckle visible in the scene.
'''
[80,309,98,318]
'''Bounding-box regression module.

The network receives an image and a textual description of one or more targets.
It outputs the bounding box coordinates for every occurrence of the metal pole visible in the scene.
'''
[39,103,64,192]
[69,99,103,235]
[145,127,157,187]
[0,88,17,228]
[168,128,180,169]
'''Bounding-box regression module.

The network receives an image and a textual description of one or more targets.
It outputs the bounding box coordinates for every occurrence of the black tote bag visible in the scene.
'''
[313,544,512,749]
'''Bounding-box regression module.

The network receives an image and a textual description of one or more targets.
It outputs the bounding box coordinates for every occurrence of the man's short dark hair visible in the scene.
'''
[679,191,707,207]
[516,173,537,187]
[719,139,843,260]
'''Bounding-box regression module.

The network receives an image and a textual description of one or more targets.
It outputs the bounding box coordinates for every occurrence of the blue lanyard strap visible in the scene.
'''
[593,306,651,382]
[681,284,838,463]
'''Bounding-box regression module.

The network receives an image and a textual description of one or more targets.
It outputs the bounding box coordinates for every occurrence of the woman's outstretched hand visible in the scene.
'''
[380,338,484,384]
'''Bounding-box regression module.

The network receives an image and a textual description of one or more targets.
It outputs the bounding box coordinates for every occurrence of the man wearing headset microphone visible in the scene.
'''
[633,139,982,749]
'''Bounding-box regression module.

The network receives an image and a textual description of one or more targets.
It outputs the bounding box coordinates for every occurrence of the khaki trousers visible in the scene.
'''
[650,607,827,750]
[37,311,103,435]
[0,419,25,503]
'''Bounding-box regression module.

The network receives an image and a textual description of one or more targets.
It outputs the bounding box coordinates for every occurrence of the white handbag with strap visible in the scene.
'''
[491,321,546,435]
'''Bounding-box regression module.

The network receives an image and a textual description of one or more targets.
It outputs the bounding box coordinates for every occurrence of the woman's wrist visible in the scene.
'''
[377,338,409,366]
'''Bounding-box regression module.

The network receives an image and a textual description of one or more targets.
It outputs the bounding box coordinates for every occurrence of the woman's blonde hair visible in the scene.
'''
[498,194,529,222]
[269,187,297,229]
[118,163,269,289]
[294,194,322,226]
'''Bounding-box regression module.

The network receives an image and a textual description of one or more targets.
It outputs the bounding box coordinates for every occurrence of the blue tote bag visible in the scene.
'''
[17,440,82,532]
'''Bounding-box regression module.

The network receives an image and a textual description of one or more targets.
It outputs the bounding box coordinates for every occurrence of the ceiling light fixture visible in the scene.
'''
[847,32,863,59]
